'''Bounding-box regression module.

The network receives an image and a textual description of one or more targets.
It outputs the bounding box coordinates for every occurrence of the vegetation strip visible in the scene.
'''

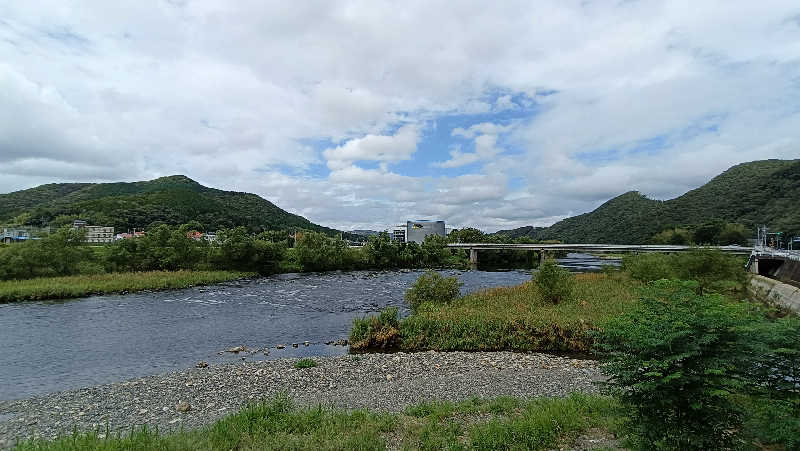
[352,270,638,354]
[350,251,799,448]
[0,271,253,303]
[11,393,624,451]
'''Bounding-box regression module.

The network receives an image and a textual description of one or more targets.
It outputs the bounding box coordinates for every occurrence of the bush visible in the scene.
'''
[405,271,462,312]
[623,250,746,294]
[350,307,401,350]
[677,249,746,294]
[740,315,800,447]
[533,259,573,304]
[294,358,317,369]
[595,279,758,450]
[622,253,677,282]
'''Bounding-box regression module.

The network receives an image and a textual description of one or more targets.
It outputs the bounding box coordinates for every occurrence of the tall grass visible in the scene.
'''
[351,251,751,354]
[0,270,254,303]
[352,273,639,353]
[13,393,624,451]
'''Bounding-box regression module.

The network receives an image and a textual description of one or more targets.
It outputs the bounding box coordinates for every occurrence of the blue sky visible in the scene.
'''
[1,1,800,231]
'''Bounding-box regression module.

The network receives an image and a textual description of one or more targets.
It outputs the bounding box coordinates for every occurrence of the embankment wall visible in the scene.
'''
[748,274,800,313]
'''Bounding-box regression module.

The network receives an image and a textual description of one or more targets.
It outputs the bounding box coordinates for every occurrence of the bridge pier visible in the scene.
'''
[749,257,759,274]
[539,251,547,266]
[469,249,478,269]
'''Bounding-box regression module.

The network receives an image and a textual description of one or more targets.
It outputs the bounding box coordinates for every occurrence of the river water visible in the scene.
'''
[0,254,617,400]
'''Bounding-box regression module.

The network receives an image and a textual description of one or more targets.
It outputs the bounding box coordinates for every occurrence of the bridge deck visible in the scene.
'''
[446,243,753,255]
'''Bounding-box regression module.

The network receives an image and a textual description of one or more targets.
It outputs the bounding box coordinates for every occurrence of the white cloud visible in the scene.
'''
[494,94,515,111]
[451,122,512,139]
[323,124,420,170]
[1,1,800,232]
[436,123,510,168]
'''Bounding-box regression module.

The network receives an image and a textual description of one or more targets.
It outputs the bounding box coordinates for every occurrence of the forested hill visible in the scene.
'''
[0,175,339,234]
[498,159,800,243]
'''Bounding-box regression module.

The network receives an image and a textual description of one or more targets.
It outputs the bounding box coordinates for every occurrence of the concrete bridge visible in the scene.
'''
[446,243,753,269]
[746,246,800,277]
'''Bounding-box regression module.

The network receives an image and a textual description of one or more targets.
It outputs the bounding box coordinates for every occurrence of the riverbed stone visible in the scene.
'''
[0,351,604,447]
[175,401,191,413]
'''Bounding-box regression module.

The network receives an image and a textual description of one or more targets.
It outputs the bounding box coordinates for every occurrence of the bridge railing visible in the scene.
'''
[446,243,753,254]
[751,245,800,262]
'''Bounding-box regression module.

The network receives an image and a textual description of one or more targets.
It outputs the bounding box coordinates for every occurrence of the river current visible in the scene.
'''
[0,254,617,400]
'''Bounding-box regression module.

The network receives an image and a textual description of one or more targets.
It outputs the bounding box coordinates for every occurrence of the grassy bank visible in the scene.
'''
[13,393,624,451]
[352,272,639,354]
[0,270,254,303]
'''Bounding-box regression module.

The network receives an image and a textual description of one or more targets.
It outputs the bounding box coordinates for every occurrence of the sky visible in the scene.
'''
[2,1,800,232]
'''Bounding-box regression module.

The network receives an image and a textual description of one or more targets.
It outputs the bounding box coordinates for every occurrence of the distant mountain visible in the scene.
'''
[350,229,381,236]
[493,226,547,240]
[0,175,340,234]
[498,159,800,243]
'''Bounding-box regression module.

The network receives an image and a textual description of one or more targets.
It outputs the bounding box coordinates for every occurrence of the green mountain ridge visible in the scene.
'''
[0,175,339,235]
[497,159,800,243]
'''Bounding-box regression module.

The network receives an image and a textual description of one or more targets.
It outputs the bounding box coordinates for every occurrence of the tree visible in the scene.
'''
[420,234,452,267]
[364,232,400,268]
[447,227,485,243]
[294,231,347,272]
[693,221,723,245]
[212,226,286,274]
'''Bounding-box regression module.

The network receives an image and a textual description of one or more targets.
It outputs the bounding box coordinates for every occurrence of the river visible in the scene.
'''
[0,254,617,400]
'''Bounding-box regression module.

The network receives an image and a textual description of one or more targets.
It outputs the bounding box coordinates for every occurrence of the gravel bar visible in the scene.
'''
[0,351,603,447]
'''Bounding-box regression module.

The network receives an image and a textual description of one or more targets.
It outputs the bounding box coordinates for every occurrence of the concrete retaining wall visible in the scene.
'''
[748,275,800,313]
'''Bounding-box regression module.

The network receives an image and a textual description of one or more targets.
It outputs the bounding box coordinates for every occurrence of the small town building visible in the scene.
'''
[73,220,114,244]
[1,228,30,244]
[392,225,407,243]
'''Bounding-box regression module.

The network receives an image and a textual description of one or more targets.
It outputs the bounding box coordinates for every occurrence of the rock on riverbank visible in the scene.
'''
[0,351,603,446]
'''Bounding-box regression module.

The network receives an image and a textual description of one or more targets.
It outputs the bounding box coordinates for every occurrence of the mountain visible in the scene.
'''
[493,226,547,240]
[0,175,339,234]
[499,159,800,243]
[350,229,381,237]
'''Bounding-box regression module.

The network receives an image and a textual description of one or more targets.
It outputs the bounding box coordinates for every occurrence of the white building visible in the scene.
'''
[73,220,114,244]
[391,225,407,243]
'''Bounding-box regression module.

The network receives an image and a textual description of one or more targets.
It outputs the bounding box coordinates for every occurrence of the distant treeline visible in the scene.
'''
[649,221,750,246]
[0,225,554,281]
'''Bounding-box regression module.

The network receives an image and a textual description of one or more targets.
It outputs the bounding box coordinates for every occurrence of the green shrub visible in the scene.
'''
[622,253,677,282]
[677,249,746,294]
[595,279,758,450]
[294,358,317,369]
[405,271,462,312]
[740,315,800,447]
[350,307,402,350]
[623,250,746,294]
[533,259,573,304]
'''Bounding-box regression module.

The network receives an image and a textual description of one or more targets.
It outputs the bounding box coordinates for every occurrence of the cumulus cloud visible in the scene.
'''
[323,124,420,170]
[1,1,799,232]
[436,122,511,168]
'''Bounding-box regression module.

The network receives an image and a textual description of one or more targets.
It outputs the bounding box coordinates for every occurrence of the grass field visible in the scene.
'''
[0,270,254,303]
[12,393,624,451]
[352,272,639,354]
